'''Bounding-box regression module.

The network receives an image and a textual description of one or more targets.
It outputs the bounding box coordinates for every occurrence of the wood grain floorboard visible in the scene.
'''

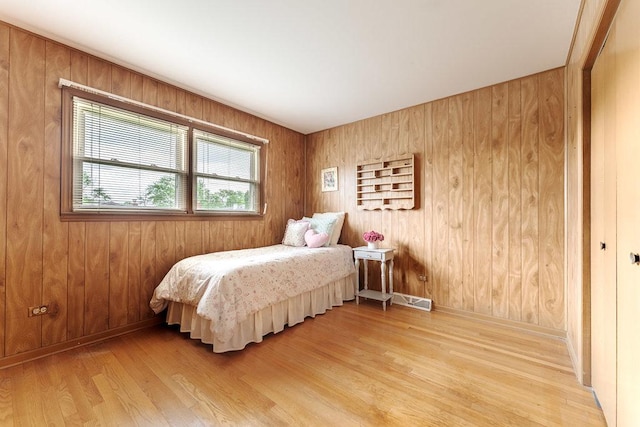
[0,303,605,426]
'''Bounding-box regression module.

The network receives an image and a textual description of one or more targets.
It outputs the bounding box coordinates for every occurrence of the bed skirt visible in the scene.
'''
[165,273,356,353]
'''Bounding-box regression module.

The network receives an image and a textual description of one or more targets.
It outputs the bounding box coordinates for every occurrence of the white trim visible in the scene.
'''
[58,78,269,145]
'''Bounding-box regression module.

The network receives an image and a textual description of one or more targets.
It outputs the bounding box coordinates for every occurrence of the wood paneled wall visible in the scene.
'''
[0,23,305,362]
[306,69,565,331]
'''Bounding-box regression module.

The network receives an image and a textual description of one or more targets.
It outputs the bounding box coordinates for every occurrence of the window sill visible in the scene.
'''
[60,211,264,222]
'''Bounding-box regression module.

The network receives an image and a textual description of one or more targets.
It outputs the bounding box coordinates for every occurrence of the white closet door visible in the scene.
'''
[615,0,640,424]
[590,22,617,426]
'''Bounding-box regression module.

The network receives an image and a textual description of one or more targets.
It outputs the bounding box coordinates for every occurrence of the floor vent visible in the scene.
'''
[392,293,432,312]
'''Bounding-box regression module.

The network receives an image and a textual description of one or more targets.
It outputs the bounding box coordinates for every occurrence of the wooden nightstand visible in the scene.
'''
[353,246,395,310]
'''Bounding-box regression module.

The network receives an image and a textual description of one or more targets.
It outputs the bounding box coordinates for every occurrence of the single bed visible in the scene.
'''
[150,243,356,352]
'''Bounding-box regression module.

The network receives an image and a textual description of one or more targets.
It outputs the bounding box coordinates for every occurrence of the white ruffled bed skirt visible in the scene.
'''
[165,273,356,353]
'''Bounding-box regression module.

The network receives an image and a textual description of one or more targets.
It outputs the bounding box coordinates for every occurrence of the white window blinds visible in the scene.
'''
[72,97,189,212]
[193,129,260,213]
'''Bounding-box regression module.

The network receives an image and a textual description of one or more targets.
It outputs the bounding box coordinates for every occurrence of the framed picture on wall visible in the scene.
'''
[321,167,338,192]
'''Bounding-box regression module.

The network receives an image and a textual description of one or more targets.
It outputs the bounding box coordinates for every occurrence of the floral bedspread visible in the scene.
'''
[150,244,355,342]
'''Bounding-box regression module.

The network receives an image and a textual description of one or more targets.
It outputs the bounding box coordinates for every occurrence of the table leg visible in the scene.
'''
[363,260,369,290]
[354,258,360,305]
[389,259,394,306]
[381,261,387,311]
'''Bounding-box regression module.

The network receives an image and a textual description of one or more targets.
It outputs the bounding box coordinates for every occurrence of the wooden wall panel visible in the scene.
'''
[265,125,286,246]
[155,221,176,286]
[88,57,111,92]
[207,221,225,254]
[448,95,464,310]
[350,121,367,251]
[381,112,400,290]
[42,41,70,346]
[6,29,45,356]
[84,223,110,335]
[402,105,426,297]
[130,73,144,103]
[143,77,158,107]
[184,222,203,258]
[67,223,85,339]
[473,88,493,316]
[520,75,540,324]
[538,68,565,330]
[111,67,131,98]
[460,93,475,311]
[0,24,8,358]
[432,99,450,306]
[507,80,523,322]
[139,223,156,320]
[108,222,129,329]
[127,222,141,324]
[69,50,88,85]
[491,83,509,318]
[305,68,565,332]
[423,103,434,299]
[0,22,306,364]
[323,127,341,213]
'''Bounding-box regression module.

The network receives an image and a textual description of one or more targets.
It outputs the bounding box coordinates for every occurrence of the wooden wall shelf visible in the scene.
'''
[356,154,415,210]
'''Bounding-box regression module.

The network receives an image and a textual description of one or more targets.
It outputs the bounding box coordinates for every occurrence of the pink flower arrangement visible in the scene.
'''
[363,230,384,243]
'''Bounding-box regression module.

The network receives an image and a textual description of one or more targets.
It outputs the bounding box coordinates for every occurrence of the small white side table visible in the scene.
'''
[353,247,395,310]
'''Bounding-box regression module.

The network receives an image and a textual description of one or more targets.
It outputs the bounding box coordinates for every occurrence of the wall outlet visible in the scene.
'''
[418,275,427,282]
[28,305,49,317]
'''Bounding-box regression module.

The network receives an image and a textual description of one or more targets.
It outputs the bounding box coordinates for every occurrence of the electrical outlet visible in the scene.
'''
[418,275,427,282]
[28,305,49,317]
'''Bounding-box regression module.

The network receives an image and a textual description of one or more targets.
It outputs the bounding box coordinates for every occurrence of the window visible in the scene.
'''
[61,87,265,218]
[193,130,260,213]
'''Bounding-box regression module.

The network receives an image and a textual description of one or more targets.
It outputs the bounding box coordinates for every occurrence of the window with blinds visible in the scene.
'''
[62,87,265,218]
[71,97,189,212]
[193,130,260,213]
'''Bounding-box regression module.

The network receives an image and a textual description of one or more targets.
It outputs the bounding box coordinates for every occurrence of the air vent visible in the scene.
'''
[392,293,432,312]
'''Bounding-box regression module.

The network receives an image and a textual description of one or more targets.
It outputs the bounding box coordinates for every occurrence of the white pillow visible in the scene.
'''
[312,212,345,245]
[302,216,337,247]
[281,219,310,247]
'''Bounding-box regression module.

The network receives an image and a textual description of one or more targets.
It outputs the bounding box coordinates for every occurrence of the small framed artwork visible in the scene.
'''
[321,167,338,192]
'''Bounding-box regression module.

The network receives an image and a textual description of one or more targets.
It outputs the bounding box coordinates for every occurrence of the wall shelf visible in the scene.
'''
[356,154,415,210]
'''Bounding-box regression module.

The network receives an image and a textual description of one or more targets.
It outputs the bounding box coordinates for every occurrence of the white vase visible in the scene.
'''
[367,241,379,250]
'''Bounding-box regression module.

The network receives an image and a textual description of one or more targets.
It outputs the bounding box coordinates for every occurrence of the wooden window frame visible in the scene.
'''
[61,86,266,221]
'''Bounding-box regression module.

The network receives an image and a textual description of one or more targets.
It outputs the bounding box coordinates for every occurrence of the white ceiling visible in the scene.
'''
[0,0,581,135]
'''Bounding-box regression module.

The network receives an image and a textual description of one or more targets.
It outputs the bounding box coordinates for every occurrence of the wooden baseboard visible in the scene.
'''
[434,306,567,339]
[0,317,164,370]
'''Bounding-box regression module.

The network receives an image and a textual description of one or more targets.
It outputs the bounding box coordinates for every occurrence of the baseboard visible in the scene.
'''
[565,331,583,384]
[0,317,163,370]
[434,306,567,339]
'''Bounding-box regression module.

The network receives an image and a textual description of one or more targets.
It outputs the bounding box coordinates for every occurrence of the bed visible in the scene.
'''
[149,242,356,352]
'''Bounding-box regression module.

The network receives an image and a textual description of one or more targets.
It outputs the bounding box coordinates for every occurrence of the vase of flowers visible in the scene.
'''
[363,230,384,250]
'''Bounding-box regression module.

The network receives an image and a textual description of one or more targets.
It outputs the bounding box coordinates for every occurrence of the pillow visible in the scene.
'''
[304,229,330,248]
[312,212,345,245]
[302,216,337,247]
[281,219,310,247]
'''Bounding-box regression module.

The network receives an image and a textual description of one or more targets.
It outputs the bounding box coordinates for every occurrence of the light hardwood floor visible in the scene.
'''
[0,302,605,426]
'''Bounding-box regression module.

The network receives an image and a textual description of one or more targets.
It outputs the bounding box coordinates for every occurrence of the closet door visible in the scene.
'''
[590,27,617,426]
[614,0,640,423]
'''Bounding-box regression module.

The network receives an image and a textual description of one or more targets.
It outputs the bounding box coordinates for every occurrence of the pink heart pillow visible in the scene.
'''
[304,229,330,248]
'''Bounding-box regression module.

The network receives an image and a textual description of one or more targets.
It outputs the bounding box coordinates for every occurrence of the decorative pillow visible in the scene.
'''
[302,216,337,247]
[304,229,330,248]
[281,219,310,247]
[312,212,345,245]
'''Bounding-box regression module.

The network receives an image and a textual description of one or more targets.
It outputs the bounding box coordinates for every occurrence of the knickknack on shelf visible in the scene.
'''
[356,154,415,210]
